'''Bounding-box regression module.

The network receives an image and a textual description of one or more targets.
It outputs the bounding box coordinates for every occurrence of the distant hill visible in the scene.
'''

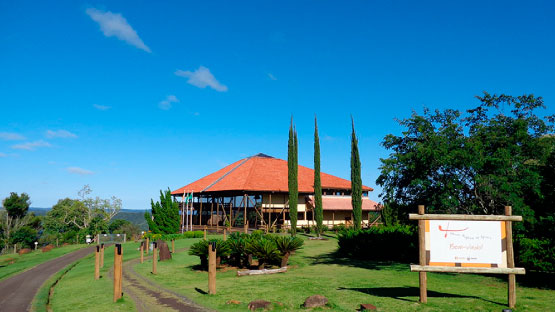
[26,207,149,230]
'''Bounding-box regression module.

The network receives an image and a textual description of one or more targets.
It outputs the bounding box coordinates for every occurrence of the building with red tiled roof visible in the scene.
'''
[173,153,380,230]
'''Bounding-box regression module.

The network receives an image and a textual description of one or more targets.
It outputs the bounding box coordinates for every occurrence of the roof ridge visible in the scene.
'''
[201,157,250,192]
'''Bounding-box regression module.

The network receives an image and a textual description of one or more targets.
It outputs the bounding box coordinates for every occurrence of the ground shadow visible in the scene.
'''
[308,250,410,271]
[338,286,504,306]
[194,287,208,295]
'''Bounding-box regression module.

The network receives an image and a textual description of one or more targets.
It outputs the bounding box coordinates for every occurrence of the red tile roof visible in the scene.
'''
[305,195,380,211]
[172,154,373,195]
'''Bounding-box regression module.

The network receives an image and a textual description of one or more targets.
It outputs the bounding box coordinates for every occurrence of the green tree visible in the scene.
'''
[351,117,363,230]
[11,226,37,248]
[376,92,554,226]
[145,189,180,234]
[109,219,131,233]
[314,116,324,235]
[2,192,31,219]
[288,118,298,236]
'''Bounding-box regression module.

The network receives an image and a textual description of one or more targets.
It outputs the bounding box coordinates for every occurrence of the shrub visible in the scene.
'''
[189,239,231,269]
[11,226,38,248]
[246,237,280,269]
[337,225,417,263]
[515,237,555,272]
[274,236,304,267]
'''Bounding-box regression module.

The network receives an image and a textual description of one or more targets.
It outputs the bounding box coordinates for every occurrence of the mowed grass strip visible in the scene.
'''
[0,244,84,281]
[47,243,138,312]
[133,235,555,312]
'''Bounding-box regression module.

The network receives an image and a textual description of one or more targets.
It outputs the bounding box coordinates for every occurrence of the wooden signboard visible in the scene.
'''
[409,205,525,308]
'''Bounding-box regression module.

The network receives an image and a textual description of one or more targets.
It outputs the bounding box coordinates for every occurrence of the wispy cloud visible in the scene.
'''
[0,132,25,140]
[158,95,179,110]
[46,130,78,139]
[67,167,94,176]
[93,104,111,111]
[86,8,151,53]
[0,152,6,157]
[267,73,277,81]
[175,66,228,92]
[11,140,52,151]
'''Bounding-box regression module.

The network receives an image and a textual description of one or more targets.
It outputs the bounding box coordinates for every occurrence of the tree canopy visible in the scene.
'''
[144,188,180,234]
[314,116,323,235]
[351,117,363,230]
[288,118,299,236]
[2,192,31,219]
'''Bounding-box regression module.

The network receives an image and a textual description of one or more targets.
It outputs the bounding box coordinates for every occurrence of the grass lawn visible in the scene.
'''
[0,244,84,281]
[133,234,555,311]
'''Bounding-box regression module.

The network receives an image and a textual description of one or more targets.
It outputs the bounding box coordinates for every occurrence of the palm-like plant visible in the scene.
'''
[246,238,280,269]
[275,236,304,267]
[227,233,247,267]
[189,239,231,268]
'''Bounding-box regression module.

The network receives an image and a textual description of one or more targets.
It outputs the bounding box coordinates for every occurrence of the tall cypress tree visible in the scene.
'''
[145,188,180,234]
[288,118,298,236]
[314,117,323,236]
[351,117,363,230]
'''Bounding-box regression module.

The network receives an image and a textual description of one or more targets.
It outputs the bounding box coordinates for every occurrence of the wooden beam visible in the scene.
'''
[237,267,287,276]
[418,205,427,304]
[199,195,203,226]
[410,265,525,275]
[409,214,523,221]
[243,194,247,226]
[506,206,517,307]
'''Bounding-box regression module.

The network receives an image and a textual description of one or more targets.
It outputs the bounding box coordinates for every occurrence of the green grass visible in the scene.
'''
[46,243,138,312]
[133,235,555,311]
[0,244,84,281]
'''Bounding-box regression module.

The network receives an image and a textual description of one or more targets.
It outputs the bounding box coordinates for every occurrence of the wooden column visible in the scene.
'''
[268,194,272,232]
[244,194,247,226]
[152,242,158,275]
[140,242,144,264]
[208,242,216,295]
[418,205,427,303]
[113,244,123,302]
[100,243,105,268]
[216,200,220,231]
[244,220,248,234]
[199,195,203,226]
[204,226,207,240]
[223,228,227,241]
[332,211,335,226]
[94,245,100,280]
[210,197,214,227]
[229,201,233,229]
[505,206,516,308]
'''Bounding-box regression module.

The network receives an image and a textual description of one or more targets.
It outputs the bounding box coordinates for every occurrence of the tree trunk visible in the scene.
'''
[281,252,290,268]
[258,261,265,270]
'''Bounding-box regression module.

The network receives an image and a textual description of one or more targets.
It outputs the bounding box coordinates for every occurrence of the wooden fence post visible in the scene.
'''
[95,245,100,280]
[172,239,175,253]
[208,241,216,294]
[152,242,158,275]
[100,243,105,268]
[505,206,516,308]
[418,205,427,303]
[223,228,227,241]
[146,237,149,255]
[140,242,144,264]
[13,244,17,254]
[113,244,123,302]
[204,226,207,240]
[244,220,248,234]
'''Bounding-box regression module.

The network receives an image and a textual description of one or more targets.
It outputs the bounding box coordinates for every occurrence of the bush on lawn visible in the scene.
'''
[143,231,204,241]
[515,237,555,272]
[337,225,417,263]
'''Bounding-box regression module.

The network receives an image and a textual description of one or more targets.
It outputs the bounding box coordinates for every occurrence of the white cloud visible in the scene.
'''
[86,8,151,53]
[267,73,277,81]
[175,66,228,92]
[0,152,6,157]
[67,167,94,176]
[158,95,179,110]
[11,140,52,151]
[46,130,78,139]
[93,104,111,111]
[0,132,25,140]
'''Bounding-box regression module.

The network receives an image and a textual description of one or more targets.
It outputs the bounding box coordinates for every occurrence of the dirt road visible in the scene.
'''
[0,246,95,311]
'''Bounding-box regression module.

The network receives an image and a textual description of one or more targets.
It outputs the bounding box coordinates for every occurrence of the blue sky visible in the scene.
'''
[1,1,554,210]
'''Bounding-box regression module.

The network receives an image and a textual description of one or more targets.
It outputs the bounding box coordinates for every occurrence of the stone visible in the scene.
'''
[18,248,32,255]
[156,240,172,261]
[248,300,272,310]
[226,300,241,305]
[360,303,377,310]
[303,295,328,308]
[41,245,54,252]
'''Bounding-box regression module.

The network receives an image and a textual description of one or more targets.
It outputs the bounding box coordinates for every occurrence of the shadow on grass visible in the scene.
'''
[194,287,208,295]
[338,286,504,305]
[308,250,409,271]
[514,271,555,290]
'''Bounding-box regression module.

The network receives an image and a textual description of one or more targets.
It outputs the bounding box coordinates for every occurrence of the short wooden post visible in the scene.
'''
[418,205,427,303]
[140,242,144,263]
[146,237,149,255]
[152,242,158,275]
[505,206,516,308]
[13,244,17,254]
[204,226,207,240]
[100,243,105,268]
[171,239,175,253]
[56,238,59,247]
[223,228,227,241]
[113,244,123,302]
[208,241,216,295]
[94,245,100,280]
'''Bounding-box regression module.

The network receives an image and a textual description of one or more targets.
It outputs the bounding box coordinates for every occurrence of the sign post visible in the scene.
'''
[94,245,100,280]
[410,206,525,308]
